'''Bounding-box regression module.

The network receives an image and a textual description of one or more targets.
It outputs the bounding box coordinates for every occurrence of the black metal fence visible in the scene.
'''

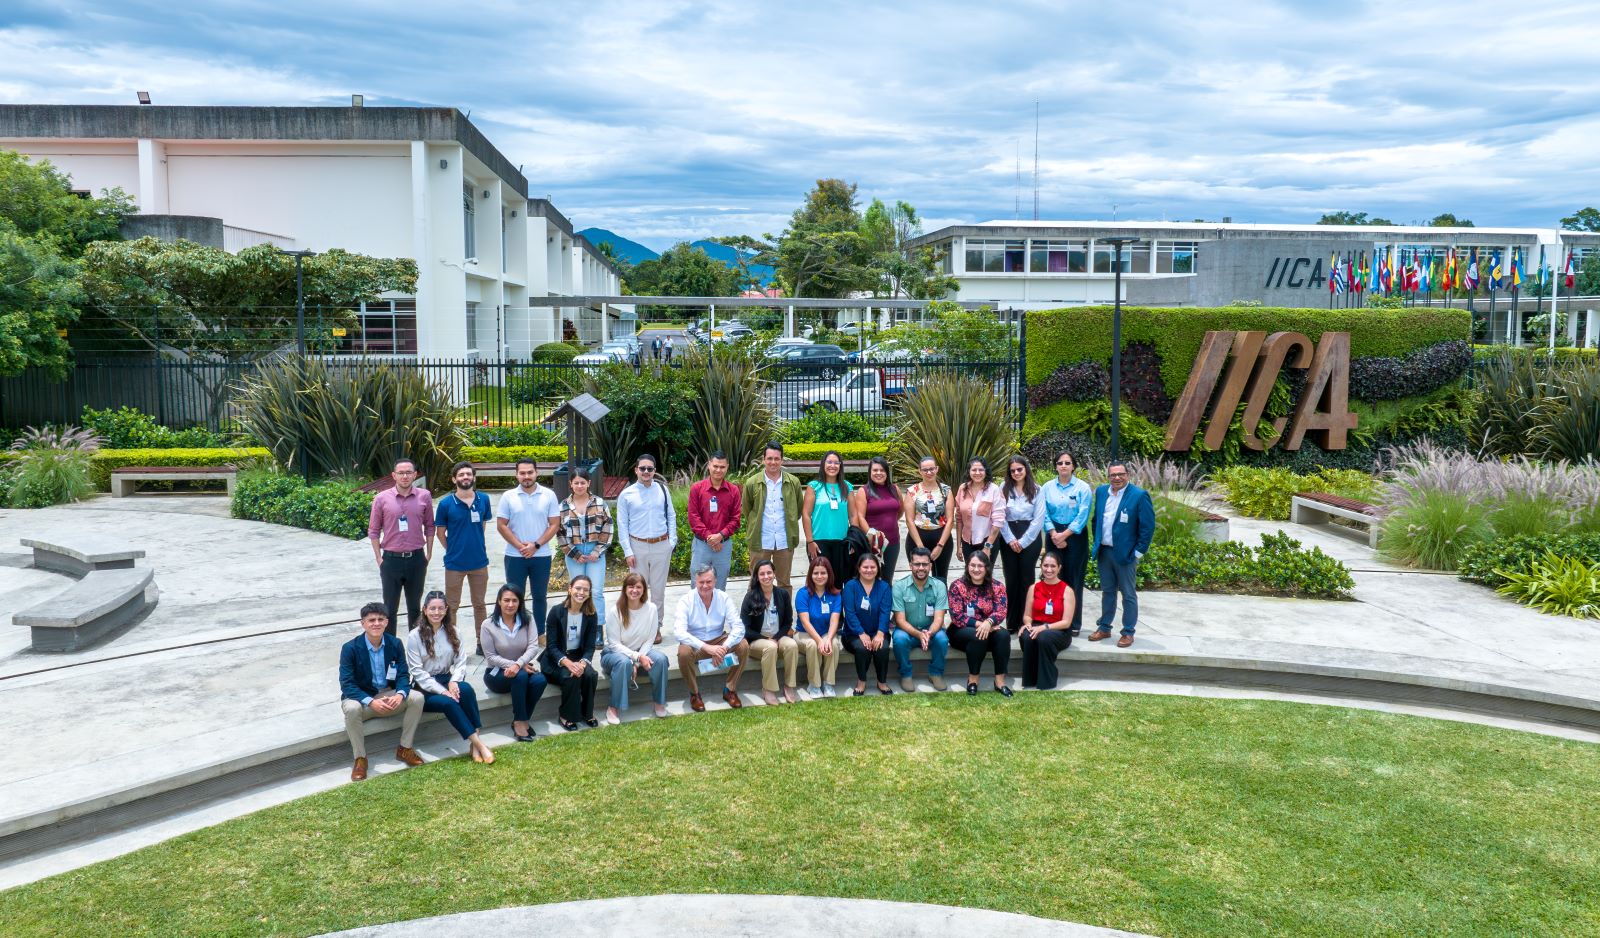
[0,356,1025,433]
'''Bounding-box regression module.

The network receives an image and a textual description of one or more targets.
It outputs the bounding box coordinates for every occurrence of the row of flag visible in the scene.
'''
[1328,246,1579,296]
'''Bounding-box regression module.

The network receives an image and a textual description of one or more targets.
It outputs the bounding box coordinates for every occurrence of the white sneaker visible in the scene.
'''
[822,683,836,698]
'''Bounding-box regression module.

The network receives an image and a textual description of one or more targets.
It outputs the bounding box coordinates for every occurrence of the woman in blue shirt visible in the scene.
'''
[841,551,893,695]
[802,450,854,583]
[794,556,843,698]
[1039,449,1092,636]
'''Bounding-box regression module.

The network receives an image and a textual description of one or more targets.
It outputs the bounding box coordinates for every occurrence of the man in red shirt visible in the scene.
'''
[687,452,742,589]
[367,458,434,636]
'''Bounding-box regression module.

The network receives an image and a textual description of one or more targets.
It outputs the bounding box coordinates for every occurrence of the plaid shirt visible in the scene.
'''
[556,496,614,557]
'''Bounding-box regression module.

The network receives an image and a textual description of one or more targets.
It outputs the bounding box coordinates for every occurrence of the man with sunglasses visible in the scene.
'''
[617,454,677,641]
[1088,463,1155,648]
[1039,450,1092,636]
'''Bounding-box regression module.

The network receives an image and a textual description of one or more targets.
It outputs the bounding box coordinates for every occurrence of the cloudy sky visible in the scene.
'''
[3,0,1598,249]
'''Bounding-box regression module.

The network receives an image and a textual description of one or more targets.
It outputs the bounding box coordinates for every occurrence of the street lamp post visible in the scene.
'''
[1100,237,1140,461]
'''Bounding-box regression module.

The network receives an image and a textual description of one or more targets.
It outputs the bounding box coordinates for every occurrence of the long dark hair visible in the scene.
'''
[419,589,460,656]
[490,584,530,629]
[957,456,992,500]
[864,456,895,502]
[745,559,778,616]
[814,450,844,486]
[805,555,839,594]
[565,574,597,617]
[960,550,994,591]
[1002,455,1037,501]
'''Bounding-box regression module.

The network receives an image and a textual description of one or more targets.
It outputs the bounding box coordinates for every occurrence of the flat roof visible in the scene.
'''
[0,103,529,198]
[909,219,1600,249]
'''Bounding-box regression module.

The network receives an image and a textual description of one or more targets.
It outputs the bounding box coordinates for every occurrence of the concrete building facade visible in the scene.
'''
[0,104,625,360]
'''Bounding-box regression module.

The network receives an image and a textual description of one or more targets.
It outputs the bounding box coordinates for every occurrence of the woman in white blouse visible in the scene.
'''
[998,456,1047,635]
[405,590,493,764]
[601,572,671,723]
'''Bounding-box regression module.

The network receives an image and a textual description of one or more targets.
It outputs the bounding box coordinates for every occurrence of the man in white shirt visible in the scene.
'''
[617,453,677,641]
[741,442,803,588]
[495,458,561,637]
[674,565,749,712]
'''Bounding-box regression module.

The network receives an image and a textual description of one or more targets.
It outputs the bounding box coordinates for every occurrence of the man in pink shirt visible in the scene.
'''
[367,458,434,636]
[687,452,742,588]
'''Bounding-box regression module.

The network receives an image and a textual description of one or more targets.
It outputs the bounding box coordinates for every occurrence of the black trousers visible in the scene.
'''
[948,625,1012,677]
[379,550,428,636]
[878,541,902,583]
[1043,531,1089,632]
[843,632,890,684]
[1020,629,1072,689]
[999,522,1041,634]
[542,660,598,723]
[813,538,849,583]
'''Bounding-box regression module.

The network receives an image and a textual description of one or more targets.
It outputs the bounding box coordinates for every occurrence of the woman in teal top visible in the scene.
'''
[802,450,854,585]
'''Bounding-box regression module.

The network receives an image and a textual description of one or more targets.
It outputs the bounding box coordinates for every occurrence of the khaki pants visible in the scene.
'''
[444,567,489,636]
[341,691,423,759]
[794,633,841,688]
[748,547,796,589]
[748,636,799,692]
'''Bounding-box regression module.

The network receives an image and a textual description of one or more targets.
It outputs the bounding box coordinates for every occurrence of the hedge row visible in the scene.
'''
[231,472,373,540]
[0,447,282,490]
[1025,306,1472,394]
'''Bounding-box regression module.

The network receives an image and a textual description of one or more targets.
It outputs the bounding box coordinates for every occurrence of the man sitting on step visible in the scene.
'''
[338,602,426,781]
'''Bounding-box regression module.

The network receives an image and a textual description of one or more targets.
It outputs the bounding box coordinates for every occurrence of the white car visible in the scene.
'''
[795,367,914,413]
[573,346,627,367]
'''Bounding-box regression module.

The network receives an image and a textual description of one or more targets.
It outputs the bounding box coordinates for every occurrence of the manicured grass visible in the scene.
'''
[4,693,1599,937]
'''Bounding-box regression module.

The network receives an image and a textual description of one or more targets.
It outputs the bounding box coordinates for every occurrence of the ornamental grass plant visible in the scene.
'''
[4,425,101,507]
[891,372,1014,488]
[1495,551,1600,619]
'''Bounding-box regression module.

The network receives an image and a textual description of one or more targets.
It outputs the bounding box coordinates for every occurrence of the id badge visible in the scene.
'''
[859,597,871,611]
[709,496,719,514]
[470,509,481,523]
[924,603,935,618]
[384,663,397,681]
[829,496,839,510]
[966,604,977,618]
[1044,600,1054,616]
[397,515,409,533]
[1119,511,1129,523]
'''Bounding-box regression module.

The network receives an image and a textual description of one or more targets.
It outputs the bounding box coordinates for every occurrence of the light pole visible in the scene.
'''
[276,249,316,483]
[1100,237,1140,461]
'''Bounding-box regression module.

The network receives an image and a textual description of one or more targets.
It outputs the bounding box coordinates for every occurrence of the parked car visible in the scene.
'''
[573,344,629,368]
[796,367,916,413]
[764,342,849,379]
[600,338,640,365]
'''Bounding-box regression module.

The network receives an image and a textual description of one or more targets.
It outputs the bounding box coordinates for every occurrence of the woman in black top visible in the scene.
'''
[541,574,601,731]
[739,559,798,705]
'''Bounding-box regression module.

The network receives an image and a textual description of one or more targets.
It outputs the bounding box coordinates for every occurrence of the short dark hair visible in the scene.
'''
[359,601,388,621]
[514,457,537,470]
[764,441,784,457]
[707,451,728,463]
[451,460,475,478]
[636,453,659,469]
[908,546,932,562]
[393,457,416,471]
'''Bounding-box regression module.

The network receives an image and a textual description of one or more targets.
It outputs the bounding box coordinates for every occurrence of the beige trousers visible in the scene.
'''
[341,690,424,759]
[794,633,841,687]
[444,566,489,635]
[748,636,799,691]
[748,547,796,589]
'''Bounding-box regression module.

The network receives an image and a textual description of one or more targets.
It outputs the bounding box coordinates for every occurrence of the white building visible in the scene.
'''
[0,103,627,360]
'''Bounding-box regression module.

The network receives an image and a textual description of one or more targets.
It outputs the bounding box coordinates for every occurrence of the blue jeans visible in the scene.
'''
[482,666,548,721]
[421,673,483,739]
[602,648,670,711]
[564,543,607,625]
[690,537,732,589]
[1096,552,1140,635]
[892,628,948,678]
[504,554,553,635]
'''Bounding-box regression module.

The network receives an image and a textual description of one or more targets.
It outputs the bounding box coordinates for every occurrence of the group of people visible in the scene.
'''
[340,443,1154,780]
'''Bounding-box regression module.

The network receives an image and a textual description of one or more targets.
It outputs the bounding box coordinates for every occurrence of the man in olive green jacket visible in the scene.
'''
[742,442,805,587]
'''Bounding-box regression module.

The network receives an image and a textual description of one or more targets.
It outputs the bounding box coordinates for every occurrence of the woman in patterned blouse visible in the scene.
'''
[945,551,1012,696]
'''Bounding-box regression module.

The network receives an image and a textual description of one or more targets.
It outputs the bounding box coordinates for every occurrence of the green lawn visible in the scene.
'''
[4,693,1598,937]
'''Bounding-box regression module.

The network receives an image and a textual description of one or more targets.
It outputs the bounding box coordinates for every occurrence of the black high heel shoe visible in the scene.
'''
[583,717,599,728]
[559,718,579,732]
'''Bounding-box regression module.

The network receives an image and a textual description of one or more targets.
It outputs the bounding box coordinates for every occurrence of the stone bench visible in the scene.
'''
[110,465,237,497]
[20,537,145,577]
[1290,492,1381,549]
[14,567,156,652]
[781,458,872,476]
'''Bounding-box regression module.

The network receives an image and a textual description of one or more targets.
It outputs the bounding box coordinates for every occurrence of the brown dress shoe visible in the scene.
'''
[1116,634,1135,648]
[351,757,368,781]
[690,693,706,713]
[1088,629,1112,642]
[722,687,743,709]
[395,746,424,767]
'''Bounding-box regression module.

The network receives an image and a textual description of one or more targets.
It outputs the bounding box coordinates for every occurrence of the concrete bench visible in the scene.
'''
[781,458,871,477]
[1290,492,1381,549]
[14,566,156,652]
[110,465,237,497]
[20,537,146,576]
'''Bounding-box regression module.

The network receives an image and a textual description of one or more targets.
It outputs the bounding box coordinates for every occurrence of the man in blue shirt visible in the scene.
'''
[1088,463,1155,648]
[338,602,425,780]
[435,461,492,651]
[1040,450,1093,635]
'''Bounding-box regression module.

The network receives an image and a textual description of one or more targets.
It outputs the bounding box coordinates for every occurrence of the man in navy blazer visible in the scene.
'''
[339,601,425,780]
[1088,464,1155,648]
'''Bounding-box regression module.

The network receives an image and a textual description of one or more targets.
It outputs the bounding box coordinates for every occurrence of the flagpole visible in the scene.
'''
[1549,237,1560,353]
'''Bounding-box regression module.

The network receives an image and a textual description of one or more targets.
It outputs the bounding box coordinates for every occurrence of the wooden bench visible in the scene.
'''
[781,458,872,477]
[1290,492,1381,548]
[21,536,145,577]
[110,465,237,497]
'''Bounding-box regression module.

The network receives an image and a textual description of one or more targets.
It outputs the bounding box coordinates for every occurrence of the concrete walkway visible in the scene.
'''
[2,493,1599,890]
[316,895,1153,937]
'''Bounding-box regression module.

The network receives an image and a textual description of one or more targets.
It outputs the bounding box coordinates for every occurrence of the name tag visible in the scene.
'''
[828,495,839,509]
[1044,600,1054,616]
[709,496,719,513]
[924,603,935,618]
[1120,511,1129,523]
[397,515,409,533]
[859,597,871,611]
[966,604,977,617]
[821,600,832,614]
[470,509,481,523]
[384,663,397,681]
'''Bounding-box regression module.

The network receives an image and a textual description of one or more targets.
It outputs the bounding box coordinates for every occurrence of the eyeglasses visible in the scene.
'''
[919,466,937,472]
[1055,461,1073,467]
[638,466,656,474]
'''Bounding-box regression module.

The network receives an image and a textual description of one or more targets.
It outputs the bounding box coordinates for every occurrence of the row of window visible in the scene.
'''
[958,239,1199,275]
[332,300,419,355]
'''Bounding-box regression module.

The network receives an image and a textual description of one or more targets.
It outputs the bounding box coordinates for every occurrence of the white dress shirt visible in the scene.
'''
[403,627,469,695]
[674,589,740,650]
[1100,486,1125,547]
[616,480,677,557]
[607,601,660,660]
[761,472,788,551]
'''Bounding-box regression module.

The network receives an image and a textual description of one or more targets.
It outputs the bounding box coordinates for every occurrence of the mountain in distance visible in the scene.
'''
[577,228,657,265]
[578,227,776,288]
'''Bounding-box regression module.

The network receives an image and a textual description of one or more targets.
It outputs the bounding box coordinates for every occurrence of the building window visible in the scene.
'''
[964,238,1026,273]
[1091,242,1128,273]
[466,301,480,352]
[462,183,477,260]
[1155,241,1199,274]
[1029,240,1088,273]
[334,300,418,355]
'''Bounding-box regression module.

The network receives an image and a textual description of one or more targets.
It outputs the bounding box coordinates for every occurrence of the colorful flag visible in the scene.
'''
[1511,247,1523,290]
[1405,255,1420,292]
[1466,248,1480,290]
[1346,254,1356,294]
[1443,249,1454,291]
[1565,249,1576,288]
[1358,252,1369,292]
[1380,249,1391,292]
[1329,252,1339,295]
[1536,245,1547,289]
[1490,250,1504,290]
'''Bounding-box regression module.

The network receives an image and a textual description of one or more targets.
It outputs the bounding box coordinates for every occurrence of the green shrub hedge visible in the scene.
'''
[48,447,275,489]
[458,445,569,466]
[231,471,374,540]
[1086,531,1355,598]
[1212,466,1379,520]
[1025,305,1471,395]
[80,406,231,449]
[1457,532,1600,588]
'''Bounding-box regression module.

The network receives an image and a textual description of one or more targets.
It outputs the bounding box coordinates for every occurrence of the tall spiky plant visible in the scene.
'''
[694,350,775,474]
[233,358,464,483]
[891,372,1014,487]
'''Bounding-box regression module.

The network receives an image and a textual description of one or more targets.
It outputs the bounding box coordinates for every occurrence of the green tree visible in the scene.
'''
[858,199,958,300]
[1576,252,1600,296]
[709,234,773,293]
[880,301,1010,362]
[626,243,738,297]
[765,179,870,298]
[80,238,417,421]
[1316,211,1395,226]
[0,151,133,375]
[1560,207,1600,232]
[1428,213,1474,227]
